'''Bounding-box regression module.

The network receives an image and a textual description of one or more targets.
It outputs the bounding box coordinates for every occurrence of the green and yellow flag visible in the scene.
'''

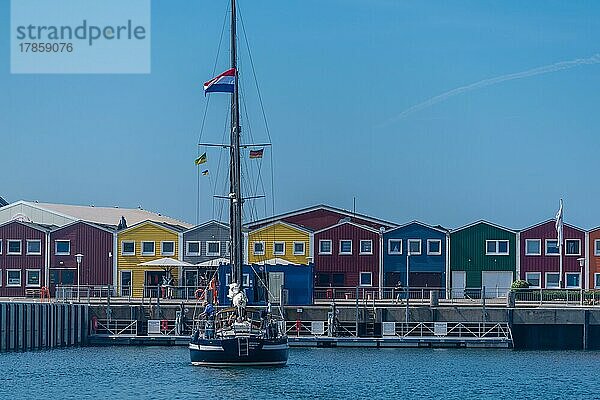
[195,152,207,165]
[202,169,209,176]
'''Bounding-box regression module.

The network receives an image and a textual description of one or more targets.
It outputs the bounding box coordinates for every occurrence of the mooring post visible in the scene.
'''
[26,304,32,350]
[355,286,359,337]
[583,309,590,350]
[9,304,15,351]
[1,303,6,352]
[34,304,40,349]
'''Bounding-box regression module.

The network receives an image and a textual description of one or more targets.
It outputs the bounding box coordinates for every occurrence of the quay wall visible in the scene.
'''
[0,302,88,352]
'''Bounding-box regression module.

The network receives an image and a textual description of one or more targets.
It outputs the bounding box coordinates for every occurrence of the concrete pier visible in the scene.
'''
[0,301,88,352]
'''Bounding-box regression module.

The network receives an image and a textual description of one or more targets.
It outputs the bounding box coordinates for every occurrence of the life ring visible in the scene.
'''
[194,288,204,300]
[161,319,169,332]
[91,316,98,332]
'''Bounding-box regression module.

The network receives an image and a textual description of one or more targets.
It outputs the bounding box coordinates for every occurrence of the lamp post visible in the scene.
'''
[75,253,84,302]
[578,257,585,306]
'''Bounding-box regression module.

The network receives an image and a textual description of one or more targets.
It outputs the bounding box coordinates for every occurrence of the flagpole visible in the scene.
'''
[196,156,201,225]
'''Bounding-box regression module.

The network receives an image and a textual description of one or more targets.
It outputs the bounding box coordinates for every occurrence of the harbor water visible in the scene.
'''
[1,347,598,399]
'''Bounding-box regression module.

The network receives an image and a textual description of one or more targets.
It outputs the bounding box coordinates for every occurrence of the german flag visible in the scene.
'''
[249,149,264,159]
[195,152,207,165]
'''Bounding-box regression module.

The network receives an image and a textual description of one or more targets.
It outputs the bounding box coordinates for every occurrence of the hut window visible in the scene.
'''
[0,239,2,254]
[595,240,600,256]
[565,273,580,288]
[27,240,42,255]
[427,239,442,255]
[6,270,21,287]
[293,242,305,255]
[388,239,402,255]
[273,242,285,256]
[360,240,373,255]
[253,241,265,255]
[26,269,40,287]
[319,240,332,255]
[207,241,220,256]
[7,240,22,255]
[408,239,422,255]
[186,241,200,256]
[485,240,509,255]
[161,241,175,256]
[545,273,560,288]
[525,272,541,288]
[339,240,352,255]
[122,241,135,256]
[141,241,155,256]
[545,240,559,255]
[55,240,70,255]
[595,273,600,288]
[359,272,372,287]
[525,239,541,256]
[565,239,581,256]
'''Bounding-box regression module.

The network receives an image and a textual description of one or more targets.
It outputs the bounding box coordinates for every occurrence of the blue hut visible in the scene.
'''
[217,262,313,306]
[382,221,449,289]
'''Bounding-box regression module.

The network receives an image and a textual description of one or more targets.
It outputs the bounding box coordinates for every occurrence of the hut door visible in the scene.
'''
[268,272,284,304]
[451,271,466,299]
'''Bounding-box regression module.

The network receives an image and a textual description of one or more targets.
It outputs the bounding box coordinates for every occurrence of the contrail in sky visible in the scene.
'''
[381,53,600,126]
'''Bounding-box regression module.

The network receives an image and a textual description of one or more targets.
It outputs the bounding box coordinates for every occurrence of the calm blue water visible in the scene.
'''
[0,347,598,399]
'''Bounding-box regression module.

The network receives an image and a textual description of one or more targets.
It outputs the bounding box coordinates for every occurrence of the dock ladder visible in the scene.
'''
[238,337,249,357]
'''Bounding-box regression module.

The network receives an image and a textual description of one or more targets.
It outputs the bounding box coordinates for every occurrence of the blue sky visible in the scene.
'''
[1,1,600,229]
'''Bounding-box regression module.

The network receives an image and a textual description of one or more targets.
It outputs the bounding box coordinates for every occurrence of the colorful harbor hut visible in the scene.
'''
[382,221,449,289]
[49,221,115,295]
[520,220,586,289]
[588,227,600,289]
[116,220,186,297]
[0,220,51,297]
[450,220,517,298]
[182,220,230,289]
[314,220,381,289]
[247,221,313,266]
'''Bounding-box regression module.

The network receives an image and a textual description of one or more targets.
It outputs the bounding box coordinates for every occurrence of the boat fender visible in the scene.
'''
[161,319,169,332]
[91,316,98,332]
[194,288,204,300]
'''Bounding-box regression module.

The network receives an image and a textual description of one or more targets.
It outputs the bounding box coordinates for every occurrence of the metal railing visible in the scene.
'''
[93,319,138,335]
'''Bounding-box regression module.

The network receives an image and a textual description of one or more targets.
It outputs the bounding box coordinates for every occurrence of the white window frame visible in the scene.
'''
[54,240,70,256]
[0,269,2,286]
[339,240,352,255]
[565,272,581,289]
[427,239,442,256]
[273,241,285,256]
[7,240,22,255]
[319,240,332,255]
[545,272,560,289]
[525,239,541,256]
[407,239,422,255]
[595,273,600,289]
[26,269,41,288]
[525,272,541,289]
[120,270,132,296]
[595,240,600,256]
[121,241,135,256]
[388,239,402,255]
[545,239,560,256]
[26,239,42,255]
[359,240,373,255]
[6,269,21,287]
[359,272,373,287]
[0,239,2,254]
[564,239,581,256]
[160,241,175,256]
[485,240,509,255]
[206,241,221,256]
[293,241,305,256]
[225,273,251,287]
[141,241,155,256]
[186,241,200,256]
[253,241,265,256]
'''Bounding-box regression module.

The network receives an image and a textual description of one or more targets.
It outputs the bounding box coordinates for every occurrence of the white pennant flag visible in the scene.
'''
[555,199,564,248]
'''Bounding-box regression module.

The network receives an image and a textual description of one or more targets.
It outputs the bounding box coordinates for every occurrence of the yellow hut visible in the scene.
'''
[247,221,313,265]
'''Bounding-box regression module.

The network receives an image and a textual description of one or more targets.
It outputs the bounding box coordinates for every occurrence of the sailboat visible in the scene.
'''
[189,0,289,367]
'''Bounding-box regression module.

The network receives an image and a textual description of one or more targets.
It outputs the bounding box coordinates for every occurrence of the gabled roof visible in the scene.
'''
[384,220,448,235]
[249,220,313,235]
[0,219,56,233]
[450,219,516,234]
[15,200,193,228]
[245,204,396,230]
[314,220,380,235]
[185,220,229,234]
[50,219,116,235]
[520,219,585,233]
[117,219,187,234]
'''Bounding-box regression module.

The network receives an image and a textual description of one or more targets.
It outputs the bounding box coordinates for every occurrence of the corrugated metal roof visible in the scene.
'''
[24,201,193,228]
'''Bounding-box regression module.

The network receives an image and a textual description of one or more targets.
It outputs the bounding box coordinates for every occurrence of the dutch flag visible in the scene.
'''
[203,68,236,94]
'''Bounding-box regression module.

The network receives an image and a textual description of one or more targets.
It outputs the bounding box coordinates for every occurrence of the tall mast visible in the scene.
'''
[229,0,243,286]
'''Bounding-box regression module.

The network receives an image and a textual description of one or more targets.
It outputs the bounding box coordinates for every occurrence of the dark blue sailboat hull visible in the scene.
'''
[189,335,288,367]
